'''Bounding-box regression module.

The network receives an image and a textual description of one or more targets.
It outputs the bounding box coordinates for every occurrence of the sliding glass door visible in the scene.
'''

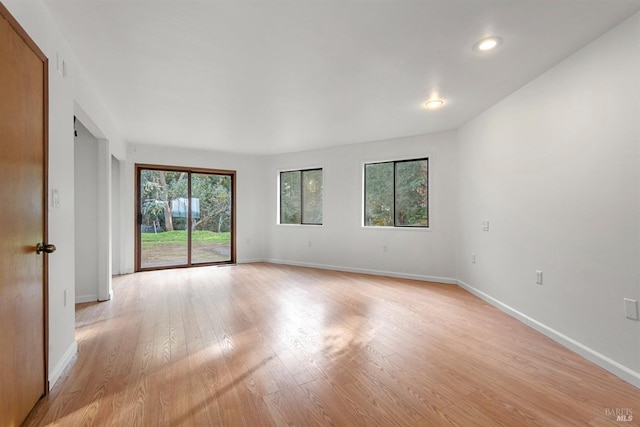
[136,165,235,271]
[191,173,232,264]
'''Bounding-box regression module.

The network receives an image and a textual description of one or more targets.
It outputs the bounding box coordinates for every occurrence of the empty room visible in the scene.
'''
[1,0,639,425]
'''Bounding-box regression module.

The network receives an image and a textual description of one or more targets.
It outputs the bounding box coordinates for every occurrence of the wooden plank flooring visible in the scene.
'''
[24,263,640,426]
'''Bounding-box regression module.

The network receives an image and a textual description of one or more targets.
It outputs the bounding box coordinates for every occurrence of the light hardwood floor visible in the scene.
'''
[24,263,639,426]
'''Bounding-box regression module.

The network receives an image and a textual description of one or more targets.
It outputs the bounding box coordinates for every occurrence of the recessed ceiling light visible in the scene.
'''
[424,99,444,109]
[474,36,502,52]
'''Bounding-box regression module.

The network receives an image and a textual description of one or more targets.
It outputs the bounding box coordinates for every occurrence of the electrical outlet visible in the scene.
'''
[535,270,543,285]
[383,245,388,253]
[624,298,639,320]
[308,241,312,248]
[471,253,476,264]
[482,220,490,231]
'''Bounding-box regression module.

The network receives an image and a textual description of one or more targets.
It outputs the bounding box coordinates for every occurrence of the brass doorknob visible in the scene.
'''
[36,243,56,254]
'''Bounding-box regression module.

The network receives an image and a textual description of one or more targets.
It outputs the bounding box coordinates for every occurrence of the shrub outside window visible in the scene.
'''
[280,168,323,225]
[364,158,428,228]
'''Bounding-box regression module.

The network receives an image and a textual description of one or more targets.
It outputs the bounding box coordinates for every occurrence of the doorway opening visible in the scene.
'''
[74,118,100,301]
[135,164,236,271]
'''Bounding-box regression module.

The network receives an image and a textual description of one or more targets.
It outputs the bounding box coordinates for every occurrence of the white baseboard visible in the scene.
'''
[263,258,457,284]
[457,280,640,389]
[237,258,265,264]
[98,288,113,302]
[48,340,78,390]
[75,294,98,304]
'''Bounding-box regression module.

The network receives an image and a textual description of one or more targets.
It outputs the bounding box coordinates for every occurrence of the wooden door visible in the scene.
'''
[0,4,49,426]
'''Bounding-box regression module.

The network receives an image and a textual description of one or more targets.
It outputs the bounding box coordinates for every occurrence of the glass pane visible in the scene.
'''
[395,159,428,227]
[280,171,301,224]
[191,173,232,264]
[302,169,323,224]
[364,162,394,226]
[140,169,188,268]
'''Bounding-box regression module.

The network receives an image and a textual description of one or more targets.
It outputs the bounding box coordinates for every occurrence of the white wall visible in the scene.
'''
[264,131,458,283]
[121,143,266,273]
[3,0,125,388]
[74,120,99,302]
[457,12,640,386]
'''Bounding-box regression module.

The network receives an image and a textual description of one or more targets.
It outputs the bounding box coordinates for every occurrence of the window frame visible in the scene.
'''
[362,157,430,229]
[278,167,324,226]
[134,163,237,272]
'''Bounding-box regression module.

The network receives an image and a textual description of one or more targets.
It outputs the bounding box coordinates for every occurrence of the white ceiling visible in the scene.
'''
[44,0,640,155]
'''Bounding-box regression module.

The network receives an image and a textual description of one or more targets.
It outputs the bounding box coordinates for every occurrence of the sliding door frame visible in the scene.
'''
[135,163,236,272]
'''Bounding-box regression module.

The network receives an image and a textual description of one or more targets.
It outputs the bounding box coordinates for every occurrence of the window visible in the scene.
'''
[364,158,428,227]
[280,168,323,225]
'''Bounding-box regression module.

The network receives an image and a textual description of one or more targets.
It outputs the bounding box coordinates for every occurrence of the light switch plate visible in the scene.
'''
[624,298,638,320]
[51,189,60,208]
